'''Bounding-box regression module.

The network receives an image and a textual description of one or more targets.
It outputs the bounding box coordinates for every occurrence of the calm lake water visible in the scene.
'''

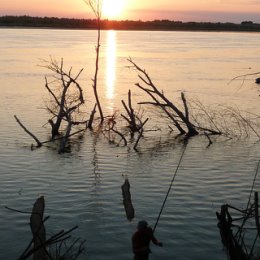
[0,28,259,260]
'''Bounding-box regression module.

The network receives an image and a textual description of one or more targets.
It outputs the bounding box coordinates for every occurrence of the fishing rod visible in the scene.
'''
[153,145,187,233]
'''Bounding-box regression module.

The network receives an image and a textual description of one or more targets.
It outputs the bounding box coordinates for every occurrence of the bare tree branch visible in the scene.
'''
[14,115,42,147]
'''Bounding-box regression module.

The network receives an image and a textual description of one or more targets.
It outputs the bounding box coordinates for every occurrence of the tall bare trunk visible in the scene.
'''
[92,10,104,123]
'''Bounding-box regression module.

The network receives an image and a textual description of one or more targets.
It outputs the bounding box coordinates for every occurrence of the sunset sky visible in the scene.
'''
[1,0,260,23]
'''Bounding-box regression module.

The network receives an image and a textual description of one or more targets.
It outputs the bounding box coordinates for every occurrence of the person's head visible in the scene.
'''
[137,220,148,230]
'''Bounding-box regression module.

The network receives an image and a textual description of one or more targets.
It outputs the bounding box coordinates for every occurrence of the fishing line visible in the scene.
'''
[153,145,187,233]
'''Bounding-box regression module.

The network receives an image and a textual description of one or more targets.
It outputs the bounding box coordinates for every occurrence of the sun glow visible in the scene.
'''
[105,30,116,104]
[102,0,125,19]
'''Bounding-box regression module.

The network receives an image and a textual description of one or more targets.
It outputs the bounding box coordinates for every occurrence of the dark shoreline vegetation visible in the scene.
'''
[1,15,260,32]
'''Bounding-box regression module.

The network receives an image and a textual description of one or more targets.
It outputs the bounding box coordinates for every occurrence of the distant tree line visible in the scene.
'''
[1,15,260,32]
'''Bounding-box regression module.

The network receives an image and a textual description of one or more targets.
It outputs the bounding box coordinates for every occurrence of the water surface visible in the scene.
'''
[0,28,259,260]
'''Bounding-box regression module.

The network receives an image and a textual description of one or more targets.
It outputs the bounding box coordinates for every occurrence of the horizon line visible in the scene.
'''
[1,14,259,25]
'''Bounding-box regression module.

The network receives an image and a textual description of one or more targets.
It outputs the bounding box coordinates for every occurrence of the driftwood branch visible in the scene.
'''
[14,115,42,147]
[228,71,260,85]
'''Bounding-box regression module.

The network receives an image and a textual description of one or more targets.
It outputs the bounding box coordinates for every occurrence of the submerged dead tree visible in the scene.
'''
[216,195,260,260]
[121,89,148,137]
[121,89,149,150]
[128,58,260,141]
[42,58,85,139]
[217,161,260,260]
[128,58,199,137]
[41,58,87,152]
[85,0,104,123]
[102,112,127,146]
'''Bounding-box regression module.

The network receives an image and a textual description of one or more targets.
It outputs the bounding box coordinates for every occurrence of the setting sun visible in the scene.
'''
[102,0,125,19]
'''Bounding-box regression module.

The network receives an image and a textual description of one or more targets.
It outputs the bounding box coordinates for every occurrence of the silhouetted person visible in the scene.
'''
[132,220,163,260]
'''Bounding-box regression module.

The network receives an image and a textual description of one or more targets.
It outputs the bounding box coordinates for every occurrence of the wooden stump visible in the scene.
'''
[121,178,135,221]
[30,196,48,260]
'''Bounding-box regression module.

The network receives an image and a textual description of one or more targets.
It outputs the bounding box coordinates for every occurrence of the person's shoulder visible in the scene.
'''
[146,227,153,234]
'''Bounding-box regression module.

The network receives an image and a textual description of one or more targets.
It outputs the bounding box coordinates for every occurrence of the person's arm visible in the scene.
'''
[149,228,163,247]
[151,236,163,247]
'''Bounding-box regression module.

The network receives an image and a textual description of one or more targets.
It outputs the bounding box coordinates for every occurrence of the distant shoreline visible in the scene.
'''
[1,15,260,32]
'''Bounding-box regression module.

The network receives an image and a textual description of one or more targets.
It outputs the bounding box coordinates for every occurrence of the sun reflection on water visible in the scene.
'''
[105,30,116,107]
